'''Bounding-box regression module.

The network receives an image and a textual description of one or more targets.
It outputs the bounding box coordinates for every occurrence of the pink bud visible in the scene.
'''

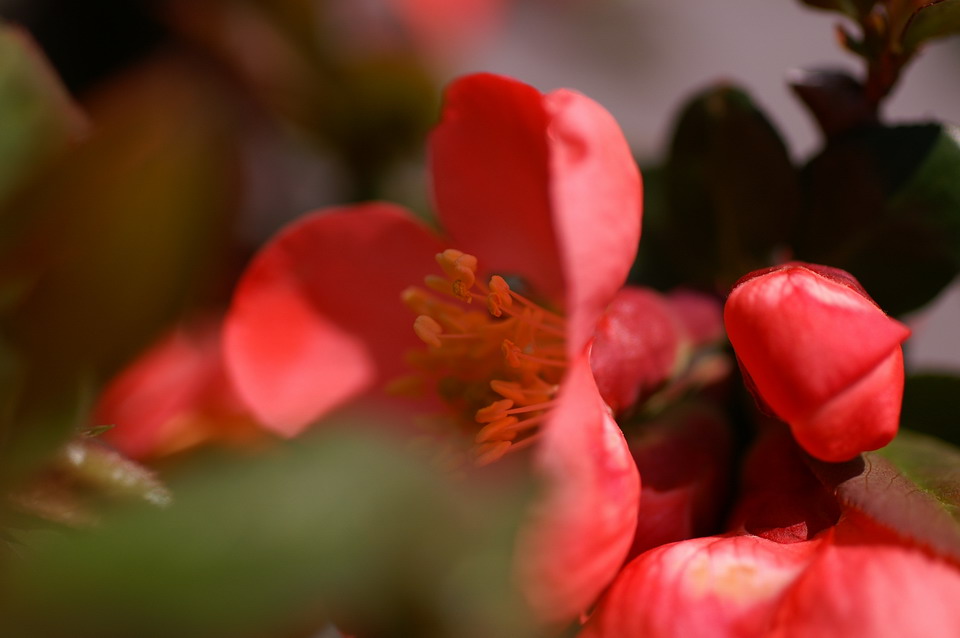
[724,263,910,462]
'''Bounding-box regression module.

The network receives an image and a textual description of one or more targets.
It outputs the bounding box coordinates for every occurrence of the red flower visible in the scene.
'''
[723,263,910,462]
[223,73,642,622]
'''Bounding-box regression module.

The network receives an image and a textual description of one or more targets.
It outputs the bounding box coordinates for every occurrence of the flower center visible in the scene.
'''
[394,249,568,466]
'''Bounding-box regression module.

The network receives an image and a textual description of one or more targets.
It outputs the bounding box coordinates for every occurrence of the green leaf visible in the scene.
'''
[901,374,960,448]
[0,428,537,638]
[902,0,960,52]
[0,24,84,207]
[662,84,800,292]
[810,430,960,561]
[795,124,960,315]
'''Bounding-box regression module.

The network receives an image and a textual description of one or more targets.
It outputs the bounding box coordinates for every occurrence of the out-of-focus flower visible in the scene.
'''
[723,263,910,462]
[223,72,643,622]
[94,317,261,460]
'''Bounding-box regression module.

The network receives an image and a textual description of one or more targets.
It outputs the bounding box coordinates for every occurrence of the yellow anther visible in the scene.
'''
[476,399,514,423]
[414,315,443,348]
[475,416,519,444]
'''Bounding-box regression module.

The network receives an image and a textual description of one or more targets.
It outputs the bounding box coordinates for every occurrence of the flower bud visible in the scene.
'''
[590,287,687,415]
[724,263,910,462]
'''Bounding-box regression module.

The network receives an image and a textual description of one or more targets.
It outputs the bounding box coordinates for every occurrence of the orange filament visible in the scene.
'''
[396,249,568,467]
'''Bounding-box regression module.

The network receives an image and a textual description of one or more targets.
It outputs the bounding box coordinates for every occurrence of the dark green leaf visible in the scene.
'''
[795,124,960,315]
[662,84,800,292]
[902,0,960,52]
[810,430,960,561]
[797,0,874,20]
[901,373,960,448]
[0,428,537,638]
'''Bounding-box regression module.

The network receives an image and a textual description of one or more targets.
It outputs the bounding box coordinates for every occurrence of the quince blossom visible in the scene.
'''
[223,73,642,622]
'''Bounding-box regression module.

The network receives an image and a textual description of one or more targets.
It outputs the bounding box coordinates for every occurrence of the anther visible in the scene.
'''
[502,339,524,368]
[476,399,514,423]
[475,416,519,444]
[414,315,443,348]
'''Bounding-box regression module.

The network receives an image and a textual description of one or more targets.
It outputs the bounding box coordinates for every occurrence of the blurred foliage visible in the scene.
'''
[0,428,537,638]
[0,29,237,484]
[794,124,960,316]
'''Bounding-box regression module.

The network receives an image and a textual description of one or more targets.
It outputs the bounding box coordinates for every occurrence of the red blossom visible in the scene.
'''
[724,262,911,462]
[223,72,643,622]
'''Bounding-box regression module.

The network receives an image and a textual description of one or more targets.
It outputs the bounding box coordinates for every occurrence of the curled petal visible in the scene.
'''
[517,354,640,624]
[430,74,642,353]
[545,88,642,353]
[430,74,563,301]
[224,204,444,435]
[770,542,960,638]
[580,535,820,638]
[724,263,910,461]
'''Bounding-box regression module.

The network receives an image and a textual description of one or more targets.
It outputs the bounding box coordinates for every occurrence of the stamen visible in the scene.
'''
[475,416,519,444]
[503,339,566,368]
[476,399,514,423]
[474,440,513,467]
[414,315,443,348]
[490,379,556,405]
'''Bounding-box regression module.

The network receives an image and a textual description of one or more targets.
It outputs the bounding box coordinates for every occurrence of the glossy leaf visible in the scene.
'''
[0,428,536,638]
[810,430,960,562]
[662,85,799,291]
[902,0,960,52]
[795,124,960,316]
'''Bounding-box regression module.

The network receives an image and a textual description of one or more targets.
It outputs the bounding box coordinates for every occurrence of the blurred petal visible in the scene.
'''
[518,354,640,623]
[224,204,443,434]
[581,535,820,638]
[97,317,251,460]
[545,88,642,353]
[770,542,960,638]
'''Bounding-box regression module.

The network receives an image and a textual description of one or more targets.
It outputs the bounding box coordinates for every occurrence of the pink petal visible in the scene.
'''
[580,535,821,638]
[545,88,642,353]
[224,203,444,435]
[517,354,640,624]
[429,74,563,302]
[429,74,642,353]
[794,347,904,461]
[770,542,960,638]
